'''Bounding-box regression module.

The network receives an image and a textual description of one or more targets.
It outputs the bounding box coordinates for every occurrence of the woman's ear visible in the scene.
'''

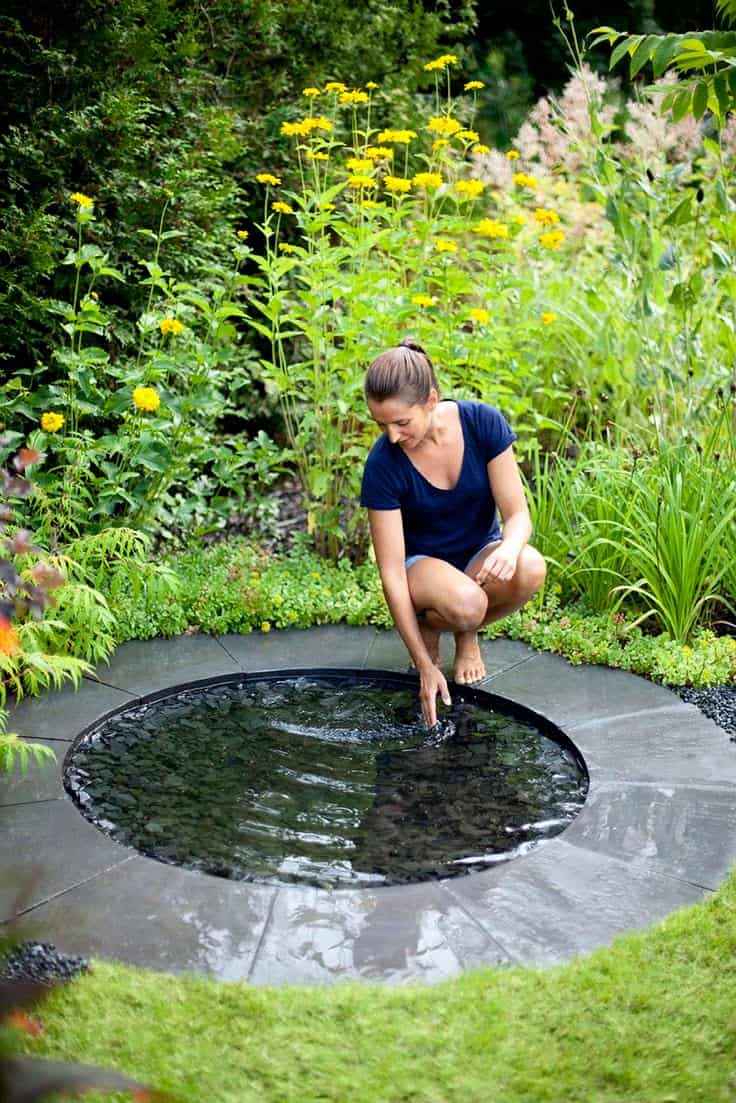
[426,387,440,411]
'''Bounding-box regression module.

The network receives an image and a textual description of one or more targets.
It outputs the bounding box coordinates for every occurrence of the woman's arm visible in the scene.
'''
[368,509,451,725]
[368,509,434,670]
[477,446,532,585]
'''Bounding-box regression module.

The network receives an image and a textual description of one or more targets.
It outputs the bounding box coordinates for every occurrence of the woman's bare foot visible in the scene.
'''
[453,630,486,684]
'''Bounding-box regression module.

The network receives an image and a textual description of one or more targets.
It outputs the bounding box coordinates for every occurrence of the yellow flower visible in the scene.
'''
[279,243,298,252]
[365,145,393,160]
[272,201,294,214]
[70,192,93,207]
[454,129,480,142]
[423,53,458,71]
[159,317,185,336]
[474,219,509,238]
[472,143,491,155]
[340,90,369,104]
[302,87,321,97]
[288,610,297,621]
[261,621,271,633]
[306,116,333,132]
[534,208,560,225]
[541,312,557,325]
[428,116,462,136]
[376,129,417,144]
[281,120,310,137]
[346,157,373,173]
[40,411,64,433]
[384,175,412,193]
[412,293,435,308]
[321,202,336,211]
[506,150,520,160]
[412,172,443,189]
[456,179,485,198]
[237,229,249,240]
[90,291,98,299]
[513,171,538,189]
[324,81,347,93]
[540,230,565,249]
[361,199,380,208]
[432,138,450,152]
[512,213,527,224]
[0,616,20,657]
[273,594,284,604]
[468,307,490,324]
[132,386,161,413]
[365,81,379,90]
[434,237,458,252]
[307,150,329,161]
[256,173,281,186]
[347,175,376,188]
[464,80,485,91]
[311,571,320,579]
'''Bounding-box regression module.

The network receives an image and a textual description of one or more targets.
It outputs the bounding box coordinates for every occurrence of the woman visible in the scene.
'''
[360,338,546,728]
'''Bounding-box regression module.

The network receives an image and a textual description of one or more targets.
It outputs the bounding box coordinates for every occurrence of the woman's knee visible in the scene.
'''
[451,584,488,631]
[518,546,546,596]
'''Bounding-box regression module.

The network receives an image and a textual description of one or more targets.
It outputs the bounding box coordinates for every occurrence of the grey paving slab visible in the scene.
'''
[1,800,132,923]
[6,680,135,742]
[565,781,736,890]
[0,740,65,806]
[88,634,240,696]
[364,629,538,681]
[14,857,276,981]
[570,706,736,787]
[487,651,681,728]
[248,879,511,986]
[445,837,706,966]
[218,625,377,672]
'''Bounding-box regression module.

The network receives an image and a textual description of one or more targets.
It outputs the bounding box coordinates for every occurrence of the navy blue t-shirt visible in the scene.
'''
[360,399,517,570]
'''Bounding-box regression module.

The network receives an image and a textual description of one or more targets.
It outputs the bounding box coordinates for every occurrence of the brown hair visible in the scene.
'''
[364,339,440,405]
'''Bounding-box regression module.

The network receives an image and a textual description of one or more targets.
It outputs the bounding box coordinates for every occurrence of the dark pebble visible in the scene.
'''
[0,941,90,986]
[673,685,736,741]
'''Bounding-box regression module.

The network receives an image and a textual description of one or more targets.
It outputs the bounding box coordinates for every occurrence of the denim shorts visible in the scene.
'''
[405,535,501,574]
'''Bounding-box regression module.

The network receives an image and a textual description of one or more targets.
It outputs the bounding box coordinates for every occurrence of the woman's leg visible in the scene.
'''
[466,541,547,626]
[406,557,489,683]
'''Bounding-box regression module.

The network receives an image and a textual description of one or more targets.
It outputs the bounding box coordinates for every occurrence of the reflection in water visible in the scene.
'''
[66,676,587,887]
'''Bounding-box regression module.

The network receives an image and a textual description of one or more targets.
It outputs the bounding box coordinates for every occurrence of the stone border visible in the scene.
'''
[2,626,736,986]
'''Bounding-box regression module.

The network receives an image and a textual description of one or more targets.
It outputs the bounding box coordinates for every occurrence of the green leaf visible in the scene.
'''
[672,88,692,122]
[630,36,658,78]
[610,35,641,71]
[713,74,731,119]
[652,35,685,78]
[692,79,710,119]
[663,195,694,226]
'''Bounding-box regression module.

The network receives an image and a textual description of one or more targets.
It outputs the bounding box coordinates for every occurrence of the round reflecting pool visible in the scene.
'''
[65,670,588,888]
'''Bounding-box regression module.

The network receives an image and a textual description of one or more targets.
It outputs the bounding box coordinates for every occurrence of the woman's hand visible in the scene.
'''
[418,664,452,728]
[475,541,519,586]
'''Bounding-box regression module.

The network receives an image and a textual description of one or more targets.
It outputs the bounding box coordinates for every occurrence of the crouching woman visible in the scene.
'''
[360,338,546,727]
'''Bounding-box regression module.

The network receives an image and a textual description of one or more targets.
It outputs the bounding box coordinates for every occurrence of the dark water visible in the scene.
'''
[65,676,587,887]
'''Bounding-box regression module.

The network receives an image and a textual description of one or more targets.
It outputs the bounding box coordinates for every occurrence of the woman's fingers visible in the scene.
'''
[420,670,451,727]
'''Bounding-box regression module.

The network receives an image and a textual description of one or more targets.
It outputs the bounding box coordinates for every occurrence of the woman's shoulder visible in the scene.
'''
[456,398,517,455]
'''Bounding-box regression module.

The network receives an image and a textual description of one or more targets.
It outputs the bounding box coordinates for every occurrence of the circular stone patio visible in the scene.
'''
[2,625,736,987]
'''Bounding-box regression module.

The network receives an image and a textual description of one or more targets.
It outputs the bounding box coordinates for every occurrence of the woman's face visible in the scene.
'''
[368,391,437,449]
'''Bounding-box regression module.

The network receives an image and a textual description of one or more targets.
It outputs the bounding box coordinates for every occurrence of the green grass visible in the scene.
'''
[12,869,736,1102]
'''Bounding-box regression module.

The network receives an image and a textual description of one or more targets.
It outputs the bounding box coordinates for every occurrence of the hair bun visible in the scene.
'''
[397,337,427,355]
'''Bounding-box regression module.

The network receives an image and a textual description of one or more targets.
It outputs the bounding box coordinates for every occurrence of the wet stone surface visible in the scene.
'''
[65,675,587,889]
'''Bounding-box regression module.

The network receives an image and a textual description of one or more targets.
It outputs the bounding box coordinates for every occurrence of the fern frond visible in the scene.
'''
[0,732,57,777]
